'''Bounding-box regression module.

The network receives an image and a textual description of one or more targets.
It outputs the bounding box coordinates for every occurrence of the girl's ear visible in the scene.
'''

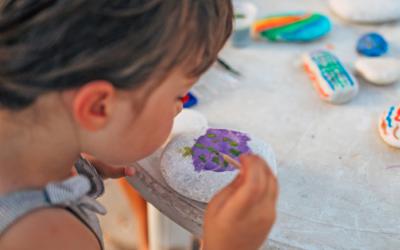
[72,81,116,131]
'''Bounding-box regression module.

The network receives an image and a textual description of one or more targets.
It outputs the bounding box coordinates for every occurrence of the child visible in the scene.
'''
[0,1,278,250]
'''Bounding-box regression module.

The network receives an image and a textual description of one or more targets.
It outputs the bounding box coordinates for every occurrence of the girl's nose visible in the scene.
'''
[175,102,183,117]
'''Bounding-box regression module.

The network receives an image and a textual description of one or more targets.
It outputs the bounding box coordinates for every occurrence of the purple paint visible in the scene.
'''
[191,128,252,172]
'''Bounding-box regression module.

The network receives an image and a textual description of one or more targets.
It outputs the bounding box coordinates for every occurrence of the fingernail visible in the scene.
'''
[125,166,136,176]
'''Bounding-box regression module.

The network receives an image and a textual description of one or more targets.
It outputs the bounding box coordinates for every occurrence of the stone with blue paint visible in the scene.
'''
[252,13,331,42]
[182,92,198,108]
[357,33,388,57]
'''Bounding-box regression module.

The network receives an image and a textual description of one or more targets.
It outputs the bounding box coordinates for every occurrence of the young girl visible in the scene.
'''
[0,1,278,250]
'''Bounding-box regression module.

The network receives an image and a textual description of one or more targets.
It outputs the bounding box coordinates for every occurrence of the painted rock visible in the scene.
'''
[303,50,359,104]
[181,92,198,108]
[329,0,400,23]
[356,33,388,57]
[252,12,331,42]
[171,109,208,138]
[160,129,277,202]
[355,58,400,85]
[379,105,400,148]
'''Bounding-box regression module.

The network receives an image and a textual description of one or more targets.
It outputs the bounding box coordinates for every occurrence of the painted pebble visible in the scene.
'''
[303,50,359,104]
[181,92,198,108]
[329,0,400,23]
[355,58,400,85]
[356,33,388,57]
[379,105,400,148]
[160,129,277,203]
[252,12,331,42]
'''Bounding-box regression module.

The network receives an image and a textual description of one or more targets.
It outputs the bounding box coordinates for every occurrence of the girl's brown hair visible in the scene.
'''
[0,0,233,110]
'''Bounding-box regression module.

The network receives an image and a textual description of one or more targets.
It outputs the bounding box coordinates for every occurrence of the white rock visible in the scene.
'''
[160,132,277,203]
[329,0,400,23]
[170,109,208,138]
[233,1,257,29]
[355,58,400,85]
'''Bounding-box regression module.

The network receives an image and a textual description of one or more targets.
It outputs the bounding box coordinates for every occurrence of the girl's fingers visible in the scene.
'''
[82,154,115,178]
[257,166,278,215]
[225,154,266,213]
[97,163,124,179]
[268,174,279,204]
[259,159,278,202]
[124,166,136,177]
[98,165,136,179]
[81,153,134,179]
[207,171,243,214]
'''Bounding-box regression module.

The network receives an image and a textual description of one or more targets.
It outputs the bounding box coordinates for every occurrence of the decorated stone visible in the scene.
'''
[181,92,198,108]
[160,129,277,203]
[303,50,359,104]
[171,109,208,138]
[379,105,400,148]
[251,12,331,42]
[356,33,388,57]
[355,58,400,86]
[329,0,400,23]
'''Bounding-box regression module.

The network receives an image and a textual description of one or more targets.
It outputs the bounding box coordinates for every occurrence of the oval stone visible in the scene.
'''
[329,0,400,23]
[379,105,400,148]
[356,33,388,57]
[252,12,331,42]
[160,130,277,203]
[182,92,198,108]
[355,57,400,85]
[303,50,359,104]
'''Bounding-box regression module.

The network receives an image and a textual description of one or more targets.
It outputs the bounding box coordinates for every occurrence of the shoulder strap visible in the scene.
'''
[0,175,106,248]
[0,188,48,233]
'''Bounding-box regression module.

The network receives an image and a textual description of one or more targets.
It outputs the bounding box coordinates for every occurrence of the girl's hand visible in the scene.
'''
[202,154,278,250]
[80,153,136,179]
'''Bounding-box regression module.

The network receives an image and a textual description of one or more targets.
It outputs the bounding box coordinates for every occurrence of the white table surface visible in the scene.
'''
[127,0,400,249]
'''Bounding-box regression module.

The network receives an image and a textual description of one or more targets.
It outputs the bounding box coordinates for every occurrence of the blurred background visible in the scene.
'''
[99,180,193,250]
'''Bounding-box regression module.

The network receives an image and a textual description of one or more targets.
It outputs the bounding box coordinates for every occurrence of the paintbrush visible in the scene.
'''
[221,153,242,169]
[217,57,241,77]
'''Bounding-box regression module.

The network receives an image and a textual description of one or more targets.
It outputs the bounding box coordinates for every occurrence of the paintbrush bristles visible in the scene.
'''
[222,153,241,169]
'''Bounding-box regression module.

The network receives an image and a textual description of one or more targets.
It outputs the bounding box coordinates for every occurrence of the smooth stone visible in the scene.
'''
[232,2,257,47]
[160,131,277,203]
[182,92,198,108]
[252,12,331,42]
[170,109,208,138]
[303,50,359,104]
[355,58,400,85]
[356,33,388,57]
[329,0,400,23]
[379,105,400,148]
